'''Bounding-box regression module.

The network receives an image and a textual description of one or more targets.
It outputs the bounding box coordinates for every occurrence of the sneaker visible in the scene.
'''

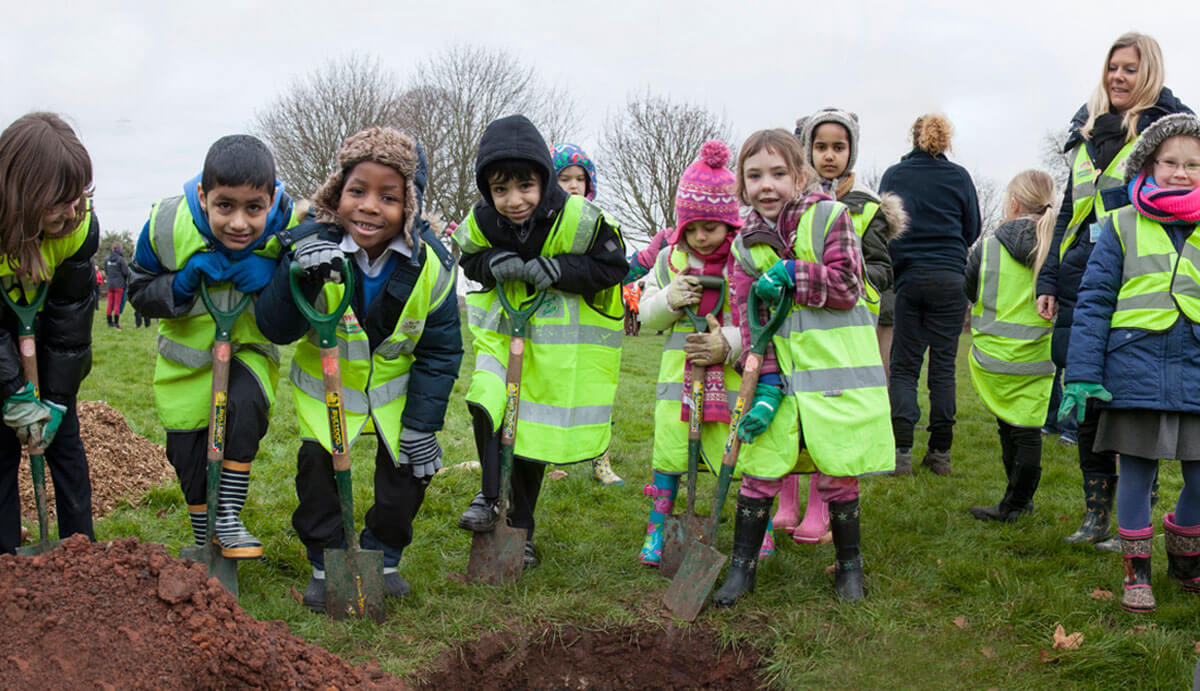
[892,448,913,476]
[302,576,326,612]
[383,571,411,599]
[457,492,499,532]
[523,540,539,569]
[1058,432,1078,447]
[922,449,952,476]
[591,451,625,487]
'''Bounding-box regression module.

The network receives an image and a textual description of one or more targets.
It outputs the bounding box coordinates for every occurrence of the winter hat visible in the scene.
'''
[1124,112,1200,184]
[673,140,743,243]
[797,107,860,179]
[312,127,420,246]
[551,143,598,200]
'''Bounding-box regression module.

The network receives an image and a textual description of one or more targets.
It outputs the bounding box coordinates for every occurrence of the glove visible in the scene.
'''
[1059,382,1113,423]
[488,251,525,285]
[3,383,65,448]
[173,252,231,303]
[225,253,277,293]
[736,382,785,443]
[753,260,796,302]
[293,234,345,283]
[522,257,561,292]
[666,273,702,310]
[683,314,730,366]
[396,428,443,468]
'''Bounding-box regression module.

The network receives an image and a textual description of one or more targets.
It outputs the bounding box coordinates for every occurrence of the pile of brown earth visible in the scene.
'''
[0,535,406,689]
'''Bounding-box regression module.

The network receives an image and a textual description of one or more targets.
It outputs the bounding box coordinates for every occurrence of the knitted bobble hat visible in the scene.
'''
[672,140,743,244]
[799,107,860,180]
[312,127,420,246]
[551,143,598,200]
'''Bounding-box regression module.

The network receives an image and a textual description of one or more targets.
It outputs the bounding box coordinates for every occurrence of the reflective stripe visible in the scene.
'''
[971,345,1054,376]
[153,196,183,270]
[809,201,836,257]
[570,202,602,254]
[158,334,211,368]
[367,372,411,407]
[520,400,612,427]
[656,380,738,412]
[453,214,487,254]
[1116,291,1175,310]
[477,352,506,379]
[787,304,875,332]
[665,331,688,350]
[305,331,372,362]
[430,261,456,308]
[468,303,621,347]
[789,365,886,393]
[972,237,1053,340]
[290,365,370,414]
[732,235,763,279]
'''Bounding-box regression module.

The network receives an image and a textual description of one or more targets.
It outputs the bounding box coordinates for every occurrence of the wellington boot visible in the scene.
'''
[187,504,207,547]
[773,474,801,531]
[303,573,326,613]
[214,461,262,559]
[792,475,831,544]
[712,494,773,608]
[640,473,678,566]
[830,499,864,602]
[1164,513,1200,593]
[1065,474,1116,545]
[1120,528,1155,613]
[383,570,411,598]
[591,451,624,487]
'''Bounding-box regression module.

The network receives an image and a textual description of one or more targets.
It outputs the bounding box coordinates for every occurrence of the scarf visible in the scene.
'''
[1089,113,1128,172]
[678,234,733,424]
[1128,172,1200,224]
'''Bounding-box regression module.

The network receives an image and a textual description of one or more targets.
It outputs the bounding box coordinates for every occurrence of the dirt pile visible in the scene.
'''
[0,535,406,690]
[419,623,765,690]
[18,400,172,522]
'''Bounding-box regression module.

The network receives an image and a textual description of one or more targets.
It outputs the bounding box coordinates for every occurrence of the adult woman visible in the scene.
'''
[879,113,980,475]
[1037,32,1191,551]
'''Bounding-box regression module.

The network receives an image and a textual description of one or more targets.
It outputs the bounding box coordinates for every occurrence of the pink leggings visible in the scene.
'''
[741,472,858,503]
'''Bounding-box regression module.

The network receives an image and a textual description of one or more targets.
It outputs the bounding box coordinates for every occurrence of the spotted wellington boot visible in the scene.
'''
[1119,527,1155,613]
[592,450,625,487]
[1164,513,1200,593]
[640,472,678,566]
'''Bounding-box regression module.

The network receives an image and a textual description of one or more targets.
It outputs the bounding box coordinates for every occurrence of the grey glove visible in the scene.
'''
[3,383,65,447]
[488,251,525,285]
[293,234,345,283]
[523,257,561,292]
[666,273,702,310]
[396,428,443,469]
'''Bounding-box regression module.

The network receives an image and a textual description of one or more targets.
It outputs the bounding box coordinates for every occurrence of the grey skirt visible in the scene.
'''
[1095,408,1200,461]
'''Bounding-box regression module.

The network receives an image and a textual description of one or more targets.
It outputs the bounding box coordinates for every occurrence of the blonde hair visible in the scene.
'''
[1081,32,1165,143]
[735,129,809,205]
[910,113,953,156]
[1005,169,1058,278]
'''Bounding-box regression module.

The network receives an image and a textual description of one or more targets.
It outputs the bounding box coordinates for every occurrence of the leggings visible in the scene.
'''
[1117,455,1200,529]
[741,472,858,502]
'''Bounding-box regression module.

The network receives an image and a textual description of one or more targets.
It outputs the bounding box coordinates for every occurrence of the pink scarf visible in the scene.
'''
[1129,171,1200,223]
[678,235,733,424]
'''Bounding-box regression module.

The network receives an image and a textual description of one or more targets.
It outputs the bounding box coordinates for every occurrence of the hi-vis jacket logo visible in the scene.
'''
[1078,159,1097,179]
[340,312,364,335]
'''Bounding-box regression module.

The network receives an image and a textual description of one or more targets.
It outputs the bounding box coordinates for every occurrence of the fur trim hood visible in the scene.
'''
[311,127,420,247]
[1124,112,1200,184]
[797,107,860,184]
[841,182,908,241]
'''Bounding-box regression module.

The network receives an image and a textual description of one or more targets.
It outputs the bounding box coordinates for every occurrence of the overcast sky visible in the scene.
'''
[3,1,1197,239]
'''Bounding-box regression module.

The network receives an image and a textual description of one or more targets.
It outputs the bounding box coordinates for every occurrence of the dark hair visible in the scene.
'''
[483,159,542,188]
[201,135,276,194]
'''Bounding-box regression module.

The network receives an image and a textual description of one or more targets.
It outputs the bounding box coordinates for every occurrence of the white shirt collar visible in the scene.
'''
[339,232,411,278]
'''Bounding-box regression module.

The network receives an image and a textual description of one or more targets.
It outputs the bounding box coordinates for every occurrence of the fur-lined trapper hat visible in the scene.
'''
[797,108,860,181]
[1124,112,1200,184]
[312,127,420,245]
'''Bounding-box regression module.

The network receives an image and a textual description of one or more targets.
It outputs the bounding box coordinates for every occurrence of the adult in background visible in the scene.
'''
[1037,32,1191,551]
[104,242,130,329]
[880,113,980,475]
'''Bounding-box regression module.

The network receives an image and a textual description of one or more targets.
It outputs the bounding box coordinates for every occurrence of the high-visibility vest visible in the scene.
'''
[849,198,883,317]
[1060,140,1137,260]
[454,196,624,464]
[968,234,1054,427]
[1109,206,1200,330]
[0,205,92,297]
[732,200,892,478]
[147,195,299,431]
[288,244,456,459]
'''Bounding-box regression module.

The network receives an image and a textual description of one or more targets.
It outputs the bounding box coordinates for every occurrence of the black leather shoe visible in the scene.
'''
[303,577,326,612]
[457,492,499,532]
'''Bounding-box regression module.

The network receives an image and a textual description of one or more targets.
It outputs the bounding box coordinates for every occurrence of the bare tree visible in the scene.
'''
[973,173,1005,234]
[600,93,732,241]
[399,46,578,225]
[1040,127,1072,187]
[253,54,407,199]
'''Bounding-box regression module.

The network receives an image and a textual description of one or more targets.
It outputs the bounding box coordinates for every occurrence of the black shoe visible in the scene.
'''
[303,577,326,612]
[383,571,411,598]
[969,503,1032,522]
[922,449,952,475]
[712,494,773,608]
[830,499,865,602]
[457,492,499,532]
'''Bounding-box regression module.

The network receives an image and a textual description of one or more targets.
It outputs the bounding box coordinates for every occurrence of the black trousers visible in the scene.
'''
[471,403,546,539]
[0,395,93,554]
[997,418,1043,509]
[889,270,968,451]
[164,359,269,506]
[1050,323,1114,475]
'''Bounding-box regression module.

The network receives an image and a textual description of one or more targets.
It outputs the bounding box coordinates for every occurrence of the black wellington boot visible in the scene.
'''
[712,494,773,608]
[830,498,865,602]
[971,462,1039,522]
[1065,473,1116,544]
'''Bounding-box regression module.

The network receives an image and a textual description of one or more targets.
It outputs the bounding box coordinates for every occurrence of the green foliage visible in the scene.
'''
[98,229,136,270]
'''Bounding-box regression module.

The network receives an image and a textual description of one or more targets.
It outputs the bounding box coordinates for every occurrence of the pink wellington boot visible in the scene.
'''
[792,475,832,544]
[773,474,801,532]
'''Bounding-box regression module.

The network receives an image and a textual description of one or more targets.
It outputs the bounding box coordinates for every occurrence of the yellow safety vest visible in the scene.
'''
[0,206,92,297]
[1110,206,1200,330]
[849,199,883,317]
[1060,140,1137,260]
[454,196,624,464]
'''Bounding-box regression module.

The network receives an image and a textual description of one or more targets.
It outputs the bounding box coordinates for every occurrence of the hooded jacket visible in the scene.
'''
[458,115,627,296]
[963,218,1038,302]
[104,246,130,290]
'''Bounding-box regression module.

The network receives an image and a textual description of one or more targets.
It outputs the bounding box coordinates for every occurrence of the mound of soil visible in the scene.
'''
[18,400,172,523]
[419,624,765,690]
[0,534,405,690]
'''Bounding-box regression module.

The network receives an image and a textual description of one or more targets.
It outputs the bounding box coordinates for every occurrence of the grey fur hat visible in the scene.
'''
[796,107,860,179]
[1124,113,1200,184]
[312,127,420,246]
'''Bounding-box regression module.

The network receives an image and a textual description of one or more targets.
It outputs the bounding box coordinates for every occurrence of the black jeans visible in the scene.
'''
[889,270,967,451]
[1050,323,1113,474]
[470,402,547,540]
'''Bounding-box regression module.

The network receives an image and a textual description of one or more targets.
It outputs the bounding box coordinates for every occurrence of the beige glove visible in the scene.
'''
[683,314,730,366]
[666,273,702,310]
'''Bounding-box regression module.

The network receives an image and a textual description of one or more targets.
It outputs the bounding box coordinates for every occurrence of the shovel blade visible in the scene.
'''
[663,540,727,621]
[467,523,526,586]
[325,547,386,622]
[660,514,705,579]
[180,543,239,597]
[16,538,59,556]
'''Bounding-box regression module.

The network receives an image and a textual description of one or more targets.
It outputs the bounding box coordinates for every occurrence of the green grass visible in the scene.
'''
[64,309,1200,688]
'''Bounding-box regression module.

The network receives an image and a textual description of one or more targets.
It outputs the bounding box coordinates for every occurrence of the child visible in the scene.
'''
[551,142,624,487]
[714,129,893,606]
[0,112,99,554]
[257,128,461,611]
[1062,113,1200,613]
[454,115,627,568]
[129,135,305,561]
[964,170,1057,522]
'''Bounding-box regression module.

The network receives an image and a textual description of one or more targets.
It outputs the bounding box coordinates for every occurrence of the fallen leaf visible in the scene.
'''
[1132,625,1147,632]
[1051,624,1083,650]
[289,586,302,603]
[825,563,837,574]
[936,559,943,565]
[446,572,469,584]
[19,526,29,544]
[953,616,969,629]
[155,508,168,519]
[1089,587,1114,601]
[547,470,568,480]
[980,646,996,658]
[1194,641,1200,654]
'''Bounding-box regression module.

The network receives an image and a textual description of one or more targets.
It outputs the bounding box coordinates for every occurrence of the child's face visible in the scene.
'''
[742,147,799,222]
[812,123,851,180]
[684,220,729,255]
[489,173,542,225]
[197,183,273,251]
[337,161,407,260]
[1151,135,1200,190]
[39,194,82,236]
[556,165,589,198]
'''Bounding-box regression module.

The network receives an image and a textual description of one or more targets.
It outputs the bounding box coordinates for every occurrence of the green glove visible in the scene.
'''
[3,383,65,447]
[1058,382,1113,424]
[752,260,796,302]
[736,383,785,443]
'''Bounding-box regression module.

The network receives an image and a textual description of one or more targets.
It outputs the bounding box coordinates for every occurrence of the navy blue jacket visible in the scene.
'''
[1065,217,1200,414]
[879,150,980,281]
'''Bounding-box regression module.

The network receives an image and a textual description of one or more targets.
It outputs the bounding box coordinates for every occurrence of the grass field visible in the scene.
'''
[66,309,1200,688]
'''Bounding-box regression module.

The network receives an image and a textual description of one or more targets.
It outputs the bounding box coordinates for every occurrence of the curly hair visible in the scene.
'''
[910,113,953,156]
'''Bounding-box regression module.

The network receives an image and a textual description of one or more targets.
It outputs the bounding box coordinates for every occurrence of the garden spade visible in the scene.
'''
[289,263,385,621]
[179,277,251,596]
[467,287,545,586]
[660,275,725,579]
[3,283,58,556]
[665,288,790,620]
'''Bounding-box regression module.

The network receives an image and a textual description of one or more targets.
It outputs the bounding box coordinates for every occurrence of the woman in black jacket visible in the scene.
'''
[1036,32,1192,551]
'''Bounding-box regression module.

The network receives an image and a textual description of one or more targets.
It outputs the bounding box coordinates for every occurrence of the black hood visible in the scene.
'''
[473,114,567,223]
[993,218,1038,267]
[1064,85,1193,153]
